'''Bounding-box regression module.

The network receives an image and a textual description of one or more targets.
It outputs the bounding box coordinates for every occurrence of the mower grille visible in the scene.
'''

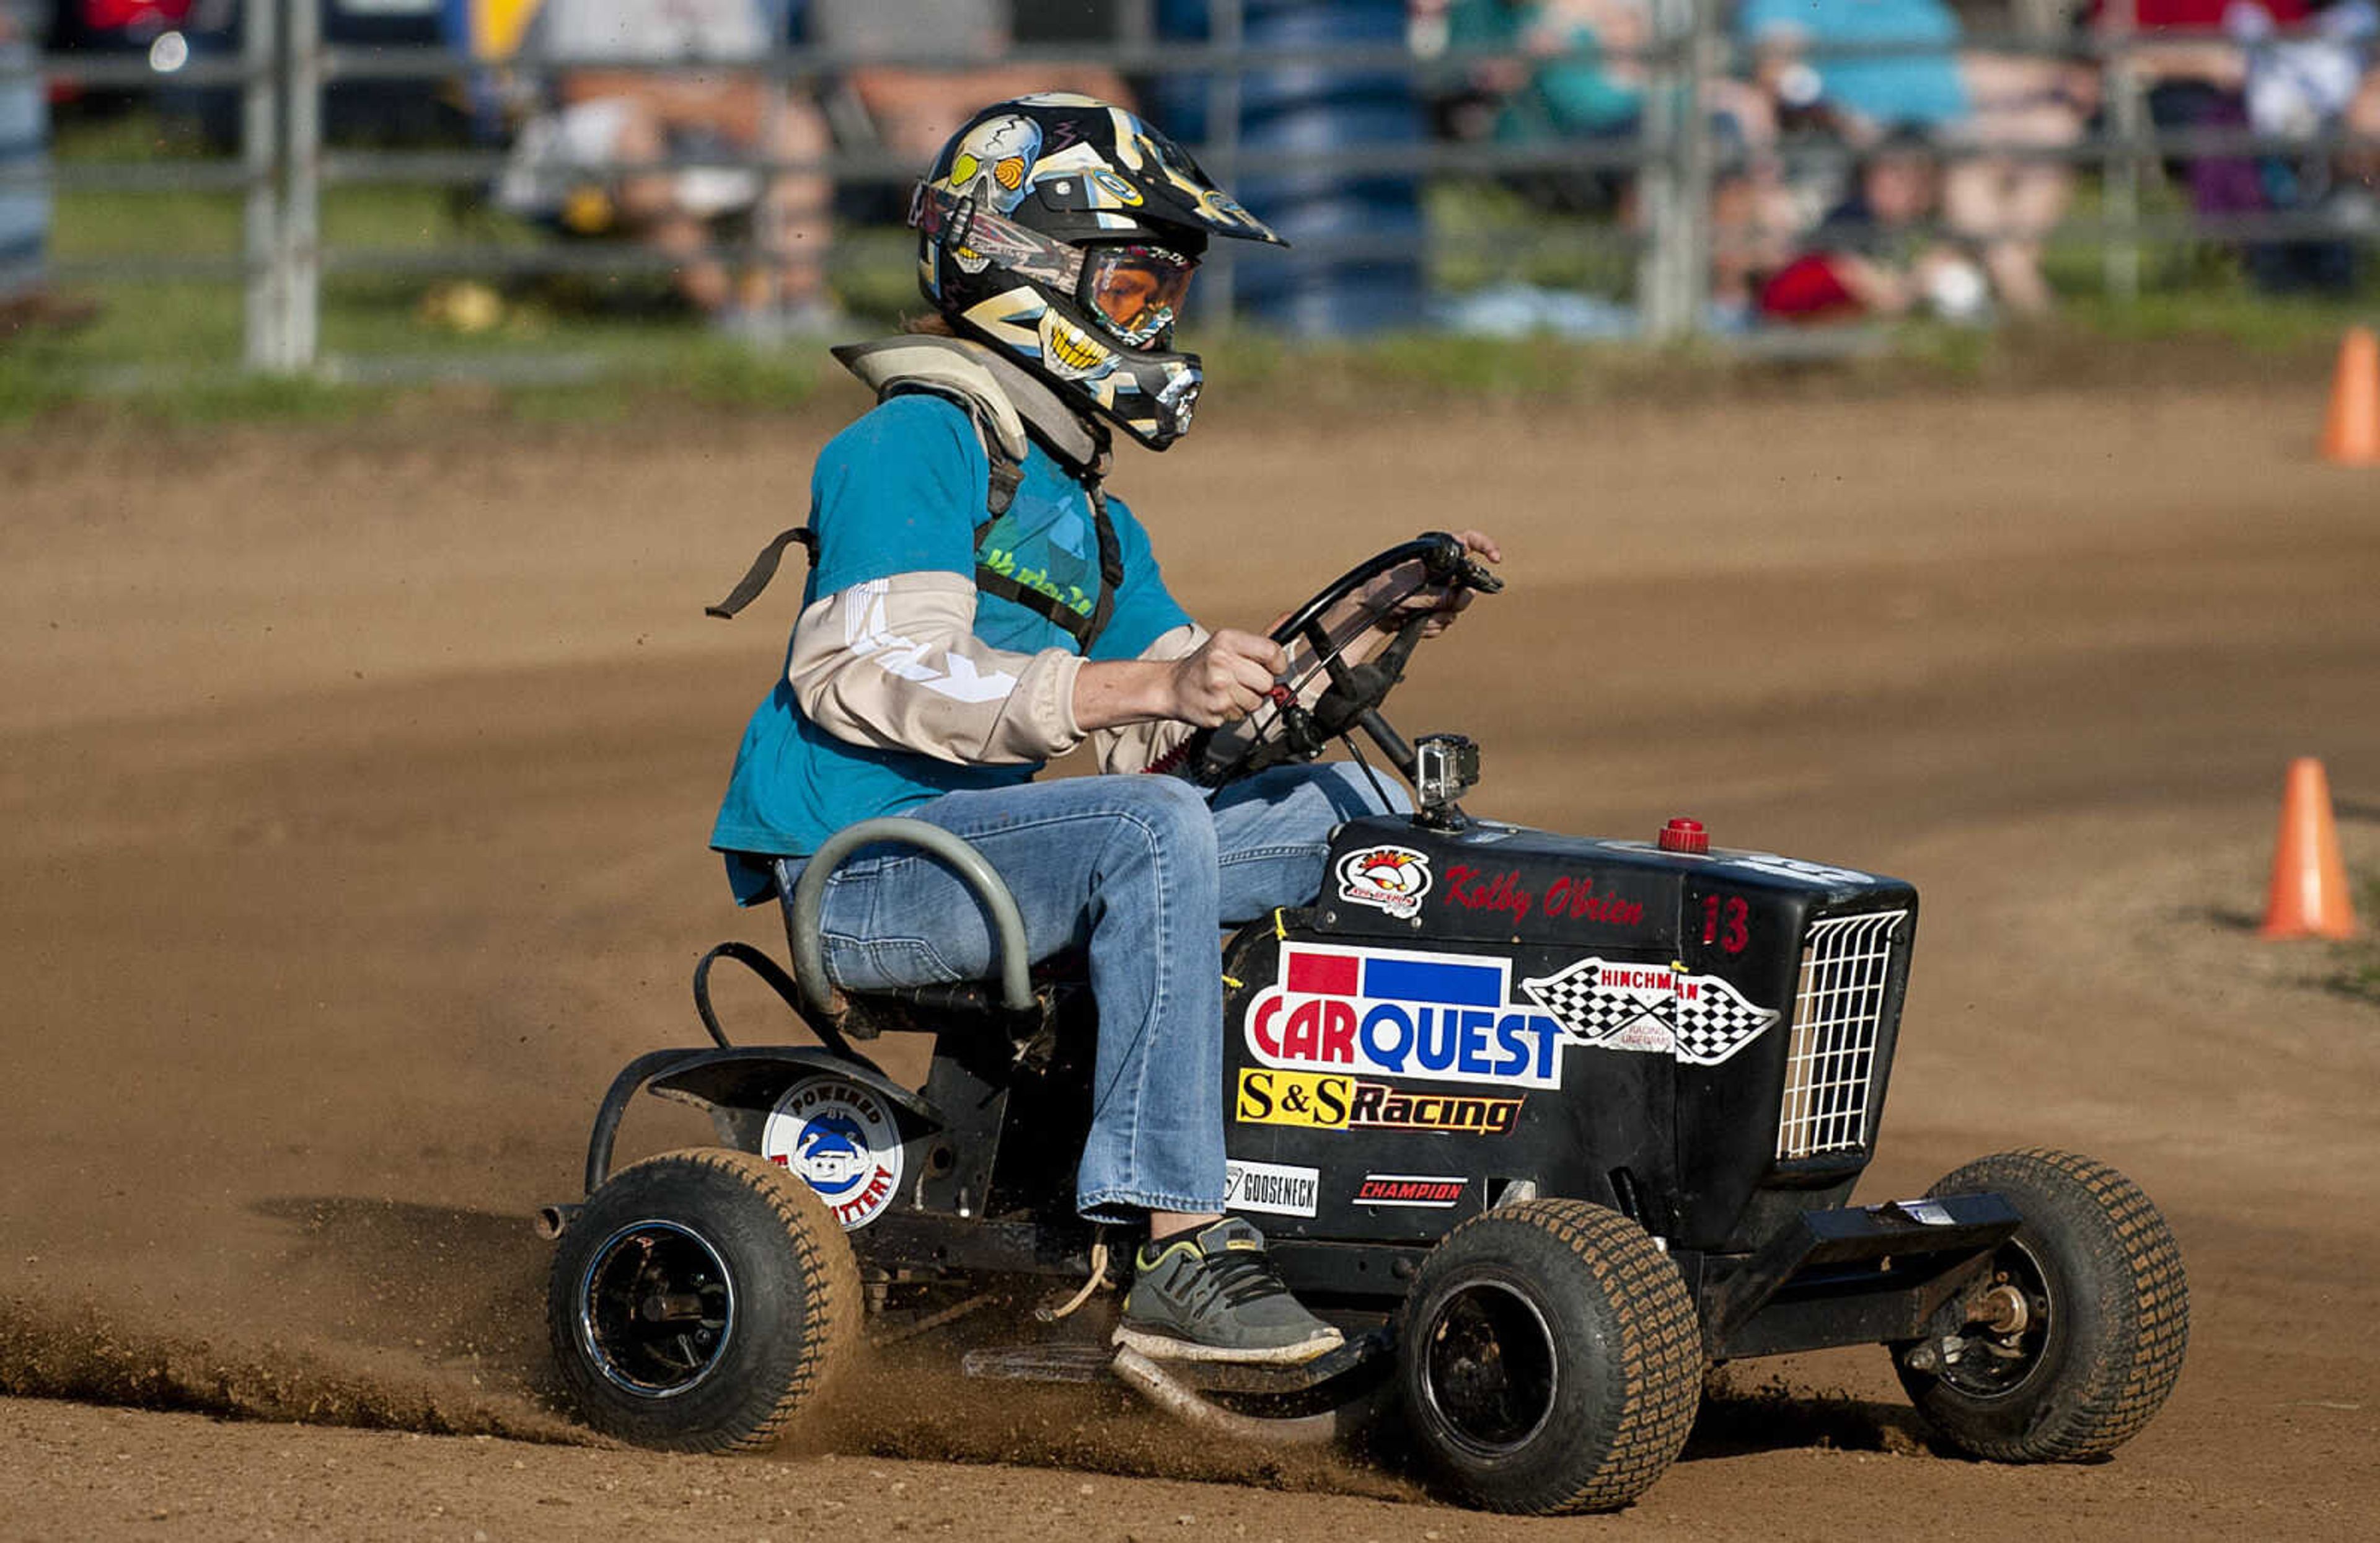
[1776,909,1909,1159]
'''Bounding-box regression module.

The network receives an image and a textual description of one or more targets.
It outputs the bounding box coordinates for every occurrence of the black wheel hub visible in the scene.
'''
[577,1219,736,1399]
[1419,1280,1559,1456]
[1939,1239,2054,1400]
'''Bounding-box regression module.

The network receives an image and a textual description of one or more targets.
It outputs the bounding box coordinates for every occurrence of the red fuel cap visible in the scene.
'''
[1659,817,1709,854]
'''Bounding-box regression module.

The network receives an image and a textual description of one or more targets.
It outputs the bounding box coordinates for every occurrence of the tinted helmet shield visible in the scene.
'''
[1081,244,1197,348]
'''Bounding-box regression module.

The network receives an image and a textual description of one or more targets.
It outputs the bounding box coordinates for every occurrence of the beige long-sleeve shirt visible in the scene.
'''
[788,570,1205,773]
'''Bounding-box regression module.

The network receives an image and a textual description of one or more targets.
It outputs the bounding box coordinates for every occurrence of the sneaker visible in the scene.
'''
[1113,1218,1344,1365]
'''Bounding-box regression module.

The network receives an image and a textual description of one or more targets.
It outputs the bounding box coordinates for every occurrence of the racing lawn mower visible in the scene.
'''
[539,534,2190,1514]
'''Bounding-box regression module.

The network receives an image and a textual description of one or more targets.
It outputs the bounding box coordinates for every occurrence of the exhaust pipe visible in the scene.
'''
[534,1203,580,1241]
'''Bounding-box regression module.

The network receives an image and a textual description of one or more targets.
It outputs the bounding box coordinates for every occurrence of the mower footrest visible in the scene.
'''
[1163,1328,1390,1396]
[960,1343,1117,1384]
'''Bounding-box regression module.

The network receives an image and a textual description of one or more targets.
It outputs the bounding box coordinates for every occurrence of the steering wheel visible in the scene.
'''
[1168,531,1503,789]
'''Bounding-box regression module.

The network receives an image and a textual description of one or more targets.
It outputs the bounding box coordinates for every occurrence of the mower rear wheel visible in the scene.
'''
[1396,1199,1701,1514]
[1895,1147,2188,1462]
[547,1147,861,1452]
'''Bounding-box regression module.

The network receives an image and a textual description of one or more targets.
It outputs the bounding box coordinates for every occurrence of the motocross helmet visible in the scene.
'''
[910,94,1285,451]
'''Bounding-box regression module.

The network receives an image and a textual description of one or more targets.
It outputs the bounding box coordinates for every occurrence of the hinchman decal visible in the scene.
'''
[1521,957,1782,1066]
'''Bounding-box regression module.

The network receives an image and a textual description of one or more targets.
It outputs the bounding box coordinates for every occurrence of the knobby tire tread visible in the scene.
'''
[1433,1198,1701,1514]
[1921,1147,2188,1462]
[565,1147,862,1454]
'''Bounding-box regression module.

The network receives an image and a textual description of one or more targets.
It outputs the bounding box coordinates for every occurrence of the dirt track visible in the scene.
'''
[3,379,2376,1539]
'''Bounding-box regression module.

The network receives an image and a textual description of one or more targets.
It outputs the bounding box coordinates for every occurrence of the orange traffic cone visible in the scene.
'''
[2260,758,2359,939]
[2319,327,2380,466]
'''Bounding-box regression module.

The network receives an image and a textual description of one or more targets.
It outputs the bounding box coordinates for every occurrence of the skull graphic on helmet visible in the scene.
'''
[944,114,1042,215]
[938,114,1043,274]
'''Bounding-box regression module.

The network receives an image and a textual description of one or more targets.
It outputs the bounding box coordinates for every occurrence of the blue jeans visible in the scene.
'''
[775,763,1395,1222]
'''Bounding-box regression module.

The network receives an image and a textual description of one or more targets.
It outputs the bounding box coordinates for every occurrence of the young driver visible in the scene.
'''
[710,94,1501,1364]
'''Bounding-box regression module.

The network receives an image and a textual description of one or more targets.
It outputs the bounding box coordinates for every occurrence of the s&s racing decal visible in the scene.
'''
[1520,958,1780,1066]
[1235,1068,1523,1135]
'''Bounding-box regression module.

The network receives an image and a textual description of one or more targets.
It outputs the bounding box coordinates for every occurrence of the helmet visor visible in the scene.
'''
[1080,244,1197,348]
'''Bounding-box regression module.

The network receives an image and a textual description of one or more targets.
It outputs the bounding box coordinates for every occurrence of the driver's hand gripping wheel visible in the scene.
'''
[1165,532,1503,791]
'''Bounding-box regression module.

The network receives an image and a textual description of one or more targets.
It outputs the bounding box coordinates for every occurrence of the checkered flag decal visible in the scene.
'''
[1522,958,1781,1067]
[1667,979,1779,1064]
[1520,964,1659,1040]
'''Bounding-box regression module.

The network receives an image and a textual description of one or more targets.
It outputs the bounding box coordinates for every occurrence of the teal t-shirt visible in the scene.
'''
[1735,0,1969,128]
[709,393,1192,901]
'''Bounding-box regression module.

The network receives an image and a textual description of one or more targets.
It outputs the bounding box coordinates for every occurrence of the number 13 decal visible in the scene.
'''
[1700,895,1750,954]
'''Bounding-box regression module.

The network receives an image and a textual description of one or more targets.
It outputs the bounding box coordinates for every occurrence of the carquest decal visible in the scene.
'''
[1335,844,1433,920]
[763,1076,905,1230]
[1520,958,1781,1066]
[1234,1068,1525,1136]
[1223,1157,1320,1218]
[1243,942,1569,1089]
[1355,1175,1466,1208]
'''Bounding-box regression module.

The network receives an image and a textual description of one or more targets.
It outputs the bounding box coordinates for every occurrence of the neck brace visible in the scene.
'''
[832,334,1111,479]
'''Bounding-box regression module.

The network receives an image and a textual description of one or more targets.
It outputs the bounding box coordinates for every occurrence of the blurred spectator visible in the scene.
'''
[2099,0,2376,292]
[1,1,97,343]
[2343,56,2380,201]
[1443,0,1652,158]
[1740,0,1972,136]
[1941,52,2095,315]
[1740,0,2088,316]
[808,0,1132,165]
[497,0,840,338]
[1757,130,1992,324]
[1433,0,1797,320]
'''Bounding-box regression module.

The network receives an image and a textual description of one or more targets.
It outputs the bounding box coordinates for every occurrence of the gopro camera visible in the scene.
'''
[1413,733,1480,826]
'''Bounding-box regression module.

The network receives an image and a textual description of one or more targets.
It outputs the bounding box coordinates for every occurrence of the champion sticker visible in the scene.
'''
[1355,1174,1465,1208]
[1224,1158,1320,1218]
[763,1076,905,1230]
[1243,942,1569,1089]
[1520,958,1781,1066]
[1335,845,1433,921]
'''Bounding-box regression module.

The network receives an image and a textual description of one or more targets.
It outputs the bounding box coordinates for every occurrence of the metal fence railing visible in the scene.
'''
[9,0,2379,377]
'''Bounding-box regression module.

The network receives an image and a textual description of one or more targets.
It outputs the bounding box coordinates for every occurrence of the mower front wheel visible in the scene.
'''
[1396,1199,1701,1514]
[547,1147,862,1452]
[1894,1147,2188,1462]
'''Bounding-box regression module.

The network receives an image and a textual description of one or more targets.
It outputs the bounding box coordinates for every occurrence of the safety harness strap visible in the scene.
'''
[705,337,1120,649]
[705,525,818,621]
[970,480,1124,652]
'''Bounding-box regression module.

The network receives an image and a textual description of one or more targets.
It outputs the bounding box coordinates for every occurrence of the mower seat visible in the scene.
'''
[775,816,1047,1034]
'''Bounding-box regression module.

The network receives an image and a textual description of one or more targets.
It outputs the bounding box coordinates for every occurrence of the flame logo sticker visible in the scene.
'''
[1336,845,1434,921]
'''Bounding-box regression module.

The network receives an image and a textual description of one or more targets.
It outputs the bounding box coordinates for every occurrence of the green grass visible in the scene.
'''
[2329,873,2380,1009]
